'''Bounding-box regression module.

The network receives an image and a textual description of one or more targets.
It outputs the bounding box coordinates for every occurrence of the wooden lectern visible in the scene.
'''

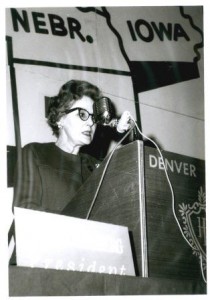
[9,140,206,296]
[63,140,206,281]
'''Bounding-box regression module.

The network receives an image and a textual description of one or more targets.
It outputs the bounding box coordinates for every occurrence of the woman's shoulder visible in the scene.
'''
[22,142,56,157]
[23,142,55,149]
[23,142,54,150]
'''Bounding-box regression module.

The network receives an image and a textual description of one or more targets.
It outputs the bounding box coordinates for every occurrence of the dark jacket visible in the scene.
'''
[13,142,100,214]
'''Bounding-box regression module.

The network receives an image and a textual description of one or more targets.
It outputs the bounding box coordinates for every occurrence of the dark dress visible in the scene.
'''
[10,142,100,265]
[12,142,100,214]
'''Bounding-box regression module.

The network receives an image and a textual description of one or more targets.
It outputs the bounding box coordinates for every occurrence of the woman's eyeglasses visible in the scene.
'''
[65,108,96,123]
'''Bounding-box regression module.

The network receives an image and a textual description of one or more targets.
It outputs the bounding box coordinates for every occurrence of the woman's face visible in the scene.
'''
[59,96,96,150]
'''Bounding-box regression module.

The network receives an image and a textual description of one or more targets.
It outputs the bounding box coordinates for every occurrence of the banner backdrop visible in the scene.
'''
[6,6,204,159]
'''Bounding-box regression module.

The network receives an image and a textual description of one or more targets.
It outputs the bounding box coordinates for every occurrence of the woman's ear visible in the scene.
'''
[56,121,63,129]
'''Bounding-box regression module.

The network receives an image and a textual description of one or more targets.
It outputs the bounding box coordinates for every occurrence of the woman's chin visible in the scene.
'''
[81,137,92,145]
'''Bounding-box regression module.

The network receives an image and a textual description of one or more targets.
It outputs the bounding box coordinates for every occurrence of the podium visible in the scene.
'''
[9,141,206,296]
[62,140,206,281]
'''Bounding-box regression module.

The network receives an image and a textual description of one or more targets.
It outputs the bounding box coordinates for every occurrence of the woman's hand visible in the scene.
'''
[116,111,132,133]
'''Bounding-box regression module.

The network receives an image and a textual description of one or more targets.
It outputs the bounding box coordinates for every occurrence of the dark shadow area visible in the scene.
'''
[129,230,140,276]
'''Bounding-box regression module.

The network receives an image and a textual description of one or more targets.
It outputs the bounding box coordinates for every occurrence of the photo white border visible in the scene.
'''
[1,1,209,299]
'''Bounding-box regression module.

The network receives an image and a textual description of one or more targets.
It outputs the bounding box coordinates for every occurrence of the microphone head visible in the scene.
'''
[93,97,114,125]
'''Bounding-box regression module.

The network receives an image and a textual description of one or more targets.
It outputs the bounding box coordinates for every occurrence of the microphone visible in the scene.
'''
[93,97,132,133]
[93,97,115,125]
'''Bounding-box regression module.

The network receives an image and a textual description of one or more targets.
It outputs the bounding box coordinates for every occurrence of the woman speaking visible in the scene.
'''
[12,79,131,214]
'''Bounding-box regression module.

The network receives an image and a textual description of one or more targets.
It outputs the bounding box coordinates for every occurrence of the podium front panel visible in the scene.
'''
[144,145,205,280]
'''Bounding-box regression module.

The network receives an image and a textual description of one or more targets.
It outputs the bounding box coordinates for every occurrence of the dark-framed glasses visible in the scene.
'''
[65,107,96,123]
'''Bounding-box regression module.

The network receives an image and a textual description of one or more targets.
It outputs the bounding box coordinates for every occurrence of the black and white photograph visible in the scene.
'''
[1,0,208,298]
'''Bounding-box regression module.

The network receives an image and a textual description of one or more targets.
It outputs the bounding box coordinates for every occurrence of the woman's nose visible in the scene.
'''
[86,115,94,126]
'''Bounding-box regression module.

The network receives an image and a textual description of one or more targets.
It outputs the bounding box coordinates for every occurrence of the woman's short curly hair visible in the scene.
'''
[47,80,102,137]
